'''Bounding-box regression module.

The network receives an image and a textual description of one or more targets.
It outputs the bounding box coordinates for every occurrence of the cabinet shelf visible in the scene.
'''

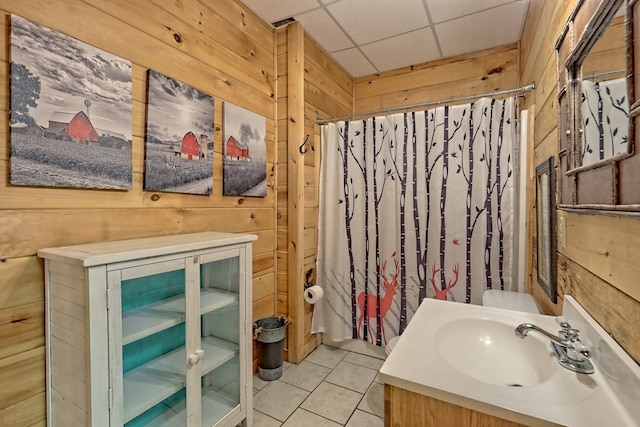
[144,387,237,427]
[124,337,238,423]
[123,289,238,345]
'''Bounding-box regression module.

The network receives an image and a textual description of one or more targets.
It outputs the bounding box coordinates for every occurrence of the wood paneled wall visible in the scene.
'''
[0,0,277,424]
[276,23,352,363]
[520,0,640,363]
[354,43,519,114]
[300,33,352,359]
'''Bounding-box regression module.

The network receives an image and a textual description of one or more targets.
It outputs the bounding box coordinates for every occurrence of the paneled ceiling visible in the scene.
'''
[239,0,530,78]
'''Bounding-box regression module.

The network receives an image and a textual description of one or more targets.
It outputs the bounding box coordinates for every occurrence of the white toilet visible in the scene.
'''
[482,289,540,313]
[385,336,400,357]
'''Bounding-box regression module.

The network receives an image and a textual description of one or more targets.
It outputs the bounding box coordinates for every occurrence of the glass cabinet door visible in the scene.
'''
[115,258,189,427]
[199,249,244,426]
[108,247,245,427]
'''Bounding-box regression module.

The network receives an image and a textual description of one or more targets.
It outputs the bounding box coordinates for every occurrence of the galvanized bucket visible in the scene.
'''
[253,316,292,381]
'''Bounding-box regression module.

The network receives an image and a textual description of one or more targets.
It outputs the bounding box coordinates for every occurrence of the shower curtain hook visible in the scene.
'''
[299,134,309,154]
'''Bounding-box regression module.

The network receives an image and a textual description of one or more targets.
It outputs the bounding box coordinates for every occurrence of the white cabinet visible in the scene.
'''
[39,232,256,427]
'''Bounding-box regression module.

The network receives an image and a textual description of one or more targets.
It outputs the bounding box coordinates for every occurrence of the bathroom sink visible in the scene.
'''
[435,318,557,387]
[379,297,640,426]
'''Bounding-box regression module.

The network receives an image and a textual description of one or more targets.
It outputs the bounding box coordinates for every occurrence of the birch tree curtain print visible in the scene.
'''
[581,77,629,165]
[312,97,517,347]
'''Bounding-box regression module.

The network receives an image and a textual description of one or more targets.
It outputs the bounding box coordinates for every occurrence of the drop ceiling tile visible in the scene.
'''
[295,8,354,52]
[331,48,377,77]
[327,0,429,45]
[427,0,513,24]
[361,28,441,73]
[435,1,528,58]
[242,0,319,24]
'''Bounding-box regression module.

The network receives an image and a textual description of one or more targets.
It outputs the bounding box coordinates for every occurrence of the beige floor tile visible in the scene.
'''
[253,409,283,427]
[253,373,270,390]
[345,409,384,427]
[357,381,384,418]
[303,344,348,369]
[281,408,342,427]
[300,381,363,425]
[324,360,377,393]
[373,373,383,384]
[253,381,310,421]
[279,360,331,391]
[343,352,385,370]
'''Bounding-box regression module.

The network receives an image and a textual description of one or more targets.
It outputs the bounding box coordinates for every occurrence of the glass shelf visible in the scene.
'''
[123,337,238,423]
[144,387,238,427]
[122,289,238,345]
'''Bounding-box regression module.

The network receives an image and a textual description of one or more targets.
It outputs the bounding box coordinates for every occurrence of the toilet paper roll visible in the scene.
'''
[304,285,324,304]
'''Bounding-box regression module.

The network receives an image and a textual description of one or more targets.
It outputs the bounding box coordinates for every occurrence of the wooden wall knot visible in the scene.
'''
[151,194,160,202]
[173,33,182,44]
[487,67,503,75]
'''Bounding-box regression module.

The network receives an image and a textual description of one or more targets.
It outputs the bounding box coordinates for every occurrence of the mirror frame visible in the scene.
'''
[556,0,640,209]
[536,156,557,303]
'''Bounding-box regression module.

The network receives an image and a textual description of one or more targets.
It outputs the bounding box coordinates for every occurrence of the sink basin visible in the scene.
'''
[379,298,640,426]
[435,318,557,387]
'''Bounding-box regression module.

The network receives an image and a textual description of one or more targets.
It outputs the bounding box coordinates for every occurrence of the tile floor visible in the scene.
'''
[252,344,386,426]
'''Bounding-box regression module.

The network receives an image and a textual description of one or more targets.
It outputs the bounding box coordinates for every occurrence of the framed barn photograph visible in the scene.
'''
[222,102,267,197]
[144,70,214,195]
[9,14,133,190]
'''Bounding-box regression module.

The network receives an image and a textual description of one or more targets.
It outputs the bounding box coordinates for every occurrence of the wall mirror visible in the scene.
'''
[579,4,628,167]
[556,0,640,207]
[536,157,557,303]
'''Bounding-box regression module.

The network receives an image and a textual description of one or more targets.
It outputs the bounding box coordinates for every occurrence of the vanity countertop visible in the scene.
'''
[379,297,640,427]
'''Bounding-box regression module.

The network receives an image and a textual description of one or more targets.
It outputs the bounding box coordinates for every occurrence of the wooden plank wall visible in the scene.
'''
[276,24,353,362]
[520,0,640,363]
[0,0,277,424]
[354,43,519,114]
[301,34,352,358]
[276,27,289,358]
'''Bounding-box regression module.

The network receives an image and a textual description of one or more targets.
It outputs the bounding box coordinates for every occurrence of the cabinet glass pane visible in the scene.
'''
[200,256,241,425]
[121,268,187,427]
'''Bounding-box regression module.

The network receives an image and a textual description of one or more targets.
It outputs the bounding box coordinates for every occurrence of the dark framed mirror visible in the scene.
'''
[556,0,640,208]
[536,156,557,303]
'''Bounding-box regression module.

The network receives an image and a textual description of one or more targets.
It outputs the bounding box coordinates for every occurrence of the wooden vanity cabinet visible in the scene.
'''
[39,232,256,427]
[384,385,530,427]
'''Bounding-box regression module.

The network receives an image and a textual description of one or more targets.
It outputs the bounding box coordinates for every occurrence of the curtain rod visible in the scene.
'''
[316,82,536,125]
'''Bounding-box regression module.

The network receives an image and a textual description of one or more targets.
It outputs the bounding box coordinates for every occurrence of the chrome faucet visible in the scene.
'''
[515,317,594,374]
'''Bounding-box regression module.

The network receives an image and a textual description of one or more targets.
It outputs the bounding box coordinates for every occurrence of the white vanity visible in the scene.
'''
[379,296,640,426]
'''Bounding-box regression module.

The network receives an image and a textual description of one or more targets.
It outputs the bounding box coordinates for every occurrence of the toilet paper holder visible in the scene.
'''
[304,268,315,289]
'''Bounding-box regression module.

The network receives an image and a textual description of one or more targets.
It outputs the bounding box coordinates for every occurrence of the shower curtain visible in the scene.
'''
[312,97,517,347]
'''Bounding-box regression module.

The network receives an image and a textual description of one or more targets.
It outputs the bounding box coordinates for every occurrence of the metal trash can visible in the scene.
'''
[253,316,292,381]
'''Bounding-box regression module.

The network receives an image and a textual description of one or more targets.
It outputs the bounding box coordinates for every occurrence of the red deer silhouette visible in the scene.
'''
[430,263,460,300]
[357,252,399,345]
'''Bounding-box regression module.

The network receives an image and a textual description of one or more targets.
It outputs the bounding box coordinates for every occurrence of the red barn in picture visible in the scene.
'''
[179,131,200,160]
[46,111,99,144]
[225,136,250,161]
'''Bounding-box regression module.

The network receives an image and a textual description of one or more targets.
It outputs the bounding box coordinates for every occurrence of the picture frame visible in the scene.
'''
[536,156,557,303]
